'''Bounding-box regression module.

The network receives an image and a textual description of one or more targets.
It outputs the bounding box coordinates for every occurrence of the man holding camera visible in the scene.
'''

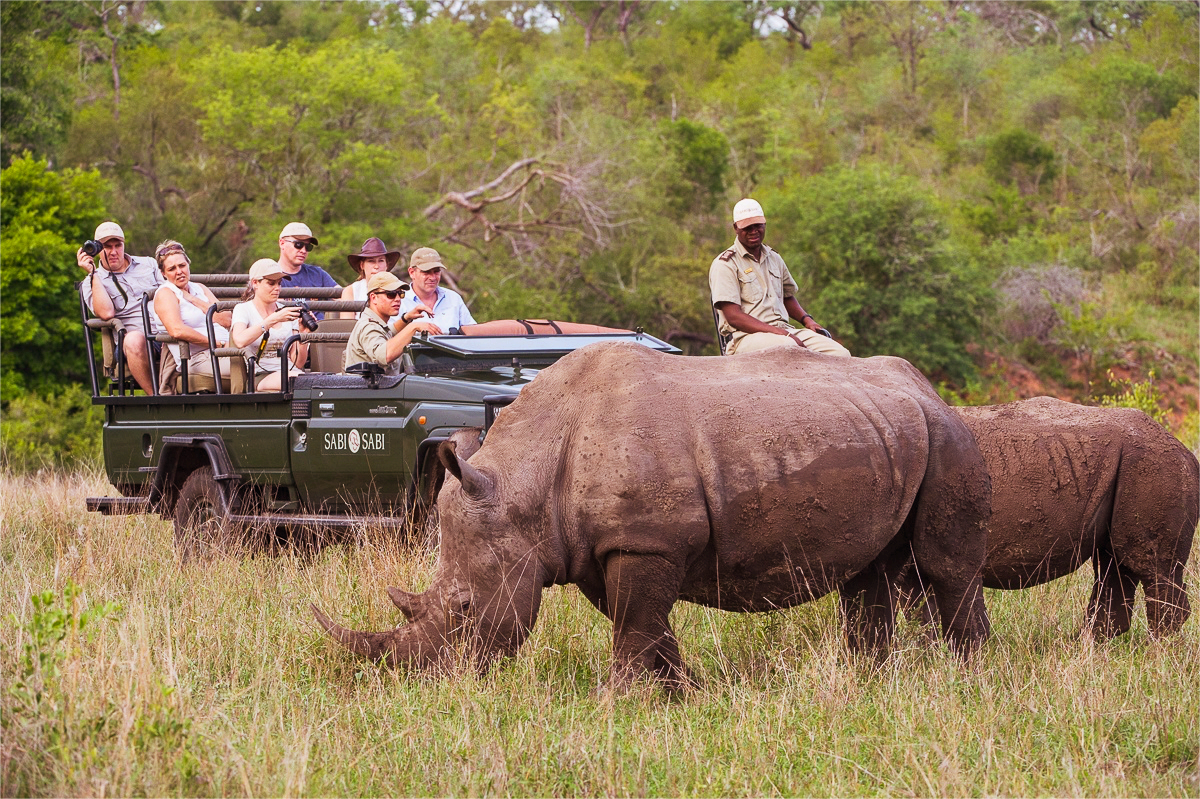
[77,221,163,393]
[343,272,442,376]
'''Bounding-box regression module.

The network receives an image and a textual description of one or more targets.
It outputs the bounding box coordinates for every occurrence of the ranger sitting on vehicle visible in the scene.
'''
[77,221,164,393]
[709,199,850,357]
[344,272,442,375]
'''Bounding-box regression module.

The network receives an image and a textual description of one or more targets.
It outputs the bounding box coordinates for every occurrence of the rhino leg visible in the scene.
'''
[839,548,904,659]
[890,555,941,642]
[1088,549,1136,639]
[1144,563,1190,638]
[602,551,693,694]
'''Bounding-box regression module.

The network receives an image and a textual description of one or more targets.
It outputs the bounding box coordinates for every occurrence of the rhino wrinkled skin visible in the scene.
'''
[313,343,993,690]
[900,397,1198,638]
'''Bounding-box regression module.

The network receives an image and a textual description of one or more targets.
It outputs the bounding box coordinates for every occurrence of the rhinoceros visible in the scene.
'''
[898,397,1198,639]
[313,343,992,690]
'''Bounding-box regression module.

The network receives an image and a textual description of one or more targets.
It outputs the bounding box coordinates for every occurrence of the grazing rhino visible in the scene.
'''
[898,397,1198,639]
[313,343,992,690]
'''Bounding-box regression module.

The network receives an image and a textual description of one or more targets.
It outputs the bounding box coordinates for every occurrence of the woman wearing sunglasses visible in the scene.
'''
[230,259,312,391]
[343,272,442,375]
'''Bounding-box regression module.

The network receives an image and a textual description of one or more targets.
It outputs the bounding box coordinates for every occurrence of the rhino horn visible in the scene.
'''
[310,603,442,668]
[437,441,494,500]
[386,586,421,620]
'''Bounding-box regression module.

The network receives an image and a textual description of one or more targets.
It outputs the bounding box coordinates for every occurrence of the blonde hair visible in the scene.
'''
[153,240,190,271]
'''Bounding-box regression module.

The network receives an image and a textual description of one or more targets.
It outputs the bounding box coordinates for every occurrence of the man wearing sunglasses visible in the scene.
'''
[77,221,164,393]
[277,221,339,298]
[343,272,443,376]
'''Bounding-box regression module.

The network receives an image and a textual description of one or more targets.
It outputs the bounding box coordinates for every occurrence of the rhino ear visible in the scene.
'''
[438,440,494,501]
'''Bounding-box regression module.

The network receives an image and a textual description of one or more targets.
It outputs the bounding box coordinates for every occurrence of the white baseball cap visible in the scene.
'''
[279,221,318,245]
[733,199,766,229]
[94,221,125,242]
[249,258,284,280]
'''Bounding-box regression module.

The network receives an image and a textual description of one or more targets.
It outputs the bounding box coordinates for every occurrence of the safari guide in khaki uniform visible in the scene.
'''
[343,272,442,376]
[709,198,850,357]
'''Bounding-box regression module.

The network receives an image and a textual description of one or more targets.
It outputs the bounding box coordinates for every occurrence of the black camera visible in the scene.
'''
[82,239,103,257]
[294,300,319,332]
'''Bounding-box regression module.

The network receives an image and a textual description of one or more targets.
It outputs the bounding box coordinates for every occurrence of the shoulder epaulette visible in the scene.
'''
[717,249,736,262]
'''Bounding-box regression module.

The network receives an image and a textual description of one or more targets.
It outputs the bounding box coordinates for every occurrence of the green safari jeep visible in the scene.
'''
[81,285,677,557]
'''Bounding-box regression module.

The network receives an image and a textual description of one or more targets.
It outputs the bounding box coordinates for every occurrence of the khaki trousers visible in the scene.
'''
[730,327,851,357]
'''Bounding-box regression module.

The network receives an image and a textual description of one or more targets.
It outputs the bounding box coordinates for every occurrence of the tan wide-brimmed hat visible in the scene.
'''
[347,237,402,274]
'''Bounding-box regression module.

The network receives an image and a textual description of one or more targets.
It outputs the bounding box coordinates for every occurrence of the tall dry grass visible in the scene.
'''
[2,468,1197,797]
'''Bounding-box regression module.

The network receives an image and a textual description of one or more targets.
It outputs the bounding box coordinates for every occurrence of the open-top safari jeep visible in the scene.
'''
[81,273,677,558]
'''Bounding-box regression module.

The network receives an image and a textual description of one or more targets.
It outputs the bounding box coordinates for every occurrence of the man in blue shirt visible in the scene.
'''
[277,221,339,290]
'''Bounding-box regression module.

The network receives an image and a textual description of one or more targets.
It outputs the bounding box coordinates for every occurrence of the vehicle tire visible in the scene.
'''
[174,466,239,562]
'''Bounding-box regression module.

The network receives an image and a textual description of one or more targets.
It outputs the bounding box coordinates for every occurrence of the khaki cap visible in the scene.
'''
[409,247,445,272]
[95,221,125,242]
[279,221,318,245]
[249,258,284,280]
[366,272,408,294]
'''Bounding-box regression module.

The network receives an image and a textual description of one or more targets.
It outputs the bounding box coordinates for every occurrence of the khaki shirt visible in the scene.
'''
[344,308,402,375]
[709,240,799,353]
[81,255,163,334]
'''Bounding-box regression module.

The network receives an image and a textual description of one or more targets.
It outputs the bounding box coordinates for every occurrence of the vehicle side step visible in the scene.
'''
[225,512,409,533]
[87,496,150,515]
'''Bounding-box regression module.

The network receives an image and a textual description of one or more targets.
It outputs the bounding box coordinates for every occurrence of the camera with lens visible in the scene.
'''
[82,240,103,258]
[293,300,320,332]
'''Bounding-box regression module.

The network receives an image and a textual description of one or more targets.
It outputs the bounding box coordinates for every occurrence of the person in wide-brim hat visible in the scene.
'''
[340,237,403,318]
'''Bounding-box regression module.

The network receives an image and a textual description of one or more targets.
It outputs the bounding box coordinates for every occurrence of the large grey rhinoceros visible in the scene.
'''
[313,343,992,690]
[899,397,1198,639]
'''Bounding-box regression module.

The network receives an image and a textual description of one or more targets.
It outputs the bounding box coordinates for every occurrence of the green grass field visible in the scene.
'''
[3,469,1197,797]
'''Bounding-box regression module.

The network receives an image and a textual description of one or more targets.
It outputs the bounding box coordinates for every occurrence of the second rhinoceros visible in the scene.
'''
[313,343,992,690]
[900,397,1198,638]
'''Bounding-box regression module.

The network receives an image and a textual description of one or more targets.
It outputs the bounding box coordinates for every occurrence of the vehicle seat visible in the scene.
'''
[156,335,249,394]
[308,318,357,372]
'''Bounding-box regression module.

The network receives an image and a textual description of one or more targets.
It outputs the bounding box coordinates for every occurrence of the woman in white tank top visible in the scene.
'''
[152,241,232,387]
[340,237,402,318]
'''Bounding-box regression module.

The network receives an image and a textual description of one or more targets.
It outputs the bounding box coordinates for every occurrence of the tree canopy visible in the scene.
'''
[1,0,1196,403]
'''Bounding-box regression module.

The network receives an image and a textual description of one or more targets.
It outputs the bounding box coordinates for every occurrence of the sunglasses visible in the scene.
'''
[371,289,406,300]
[288,239,316,252]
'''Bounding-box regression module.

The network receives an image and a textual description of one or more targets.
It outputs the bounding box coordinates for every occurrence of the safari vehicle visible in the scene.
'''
[81,274,677,556]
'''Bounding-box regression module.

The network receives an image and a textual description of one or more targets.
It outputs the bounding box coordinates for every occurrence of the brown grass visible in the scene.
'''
[2,468,1197,797]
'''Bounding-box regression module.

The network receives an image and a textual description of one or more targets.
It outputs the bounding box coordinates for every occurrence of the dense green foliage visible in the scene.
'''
[1,155,110,403]
[0,0,1196,420]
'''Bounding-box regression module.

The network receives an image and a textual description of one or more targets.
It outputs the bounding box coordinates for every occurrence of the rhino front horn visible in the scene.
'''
[438,440,494,500]
[311,603,400,664]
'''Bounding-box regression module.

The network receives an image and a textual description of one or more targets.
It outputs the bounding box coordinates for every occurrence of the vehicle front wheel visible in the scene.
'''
[174,466,242,562]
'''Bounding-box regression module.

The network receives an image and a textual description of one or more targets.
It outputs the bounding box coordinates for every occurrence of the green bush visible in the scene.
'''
[0,153,109,404]
[0,385,104,473]
[768,167,992,385]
